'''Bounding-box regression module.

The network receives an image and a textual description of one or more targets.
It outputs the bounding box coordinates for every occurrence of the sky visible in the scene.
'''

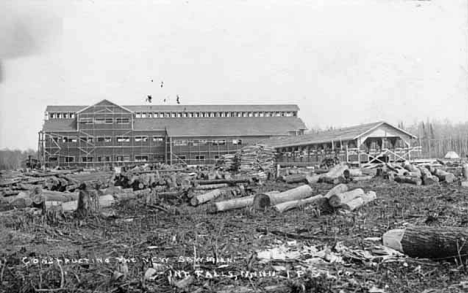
[0,0,467,150]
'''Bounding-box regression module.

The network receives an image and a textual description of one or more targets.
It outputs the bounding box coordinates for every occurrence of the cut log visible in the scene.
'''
[432,169,455,183]
[194,183,228,190]
[403,164,421,177]
[324,183,348,199]
[253,185,313,210]
[320,177,343,184]
[343,169,362,179]
[394,175,422,186]
[328,188,364,208]
[418,167,439,185]
[305,174,322,184]
[463,163,468,180]
[42,190,79,202]
[351,175,373,182]
[383,225,468,260]
[361,168,377,177]
[274,194,325,213]
[340,191,376,211]
[190,189,223,206]
[323,164,349,179]
[211,195,256,212]
[61,195,115,212]
[193,178,252,185]
[282,174,309,184]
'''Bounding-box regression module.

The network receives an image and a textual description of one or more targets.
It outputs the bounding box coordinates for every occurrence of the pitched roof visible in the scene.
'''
[261,121,416,148]
[45,104,299,113]
[77,99,134,114]
[46,105,86,112]
[134,117,306,137]
[42,119,77,132]
[126,104,300,112]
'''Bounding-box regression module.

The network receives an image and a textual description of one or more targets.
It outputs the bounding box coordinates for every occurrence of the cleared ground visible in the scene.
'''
[1,177,468,293]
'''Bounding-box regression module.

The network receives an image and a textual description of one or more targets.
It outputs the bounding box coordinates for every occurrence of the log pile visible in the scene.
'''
[238,144,276,175]
[375,161,458,186]
[215,154,237,171]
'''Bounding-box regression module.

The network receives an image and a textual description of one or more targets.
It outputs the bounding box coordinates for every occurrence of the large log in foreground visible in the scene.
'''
[253,185,313,210]
[383,225,468,260]
[274,194,325,213]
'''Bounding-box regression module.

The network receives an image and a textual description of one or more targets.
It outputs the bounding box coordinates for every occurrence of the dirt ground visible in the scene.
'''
[1,178,468,293]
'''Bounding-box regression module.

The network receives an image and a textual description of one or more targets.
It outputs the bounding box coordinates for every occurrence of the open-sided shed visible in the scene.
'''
[265,121,420,166]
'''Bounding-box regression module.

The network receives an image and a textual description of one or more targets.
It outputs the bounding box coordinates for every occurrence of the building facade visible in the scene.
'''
[263,121,420,166]
[38,100,306,167]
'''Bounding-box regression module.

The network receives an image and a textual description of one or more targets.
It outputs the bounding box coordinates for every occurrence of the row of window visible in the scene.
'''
[48,112,76,119]
[173,139,242,146]
[51,136,243,146]
[53,136,164,144]
[135,111,297,119]
[52,155,211,163]
[47,111,297,120]
[79,118,130,124]
[52,155,148,163]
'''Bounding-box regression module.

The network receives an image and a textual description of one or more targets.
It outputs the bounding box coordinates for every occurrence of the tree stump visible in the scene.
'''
[75,183,91,217]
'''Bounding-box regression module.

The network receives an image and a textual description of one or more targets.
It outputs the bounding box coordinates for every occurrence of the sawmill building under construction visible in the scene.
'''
[38,99,307,167]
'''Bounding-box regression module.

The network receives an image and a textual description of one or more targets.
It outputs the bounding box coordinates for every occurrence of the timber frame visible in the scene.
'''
[38,99,307,168]
[270,121,421,167]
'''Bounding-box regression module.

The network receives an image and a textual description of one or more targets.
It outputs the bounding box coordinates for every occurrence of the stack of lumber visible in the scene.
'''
[237,144,276,174]
[215,154,237,171]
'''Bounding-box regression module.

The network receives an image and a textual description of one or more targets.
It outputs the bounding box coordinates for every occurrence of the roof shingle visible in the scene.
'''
[135,117,306,137]
[45,104,300,113]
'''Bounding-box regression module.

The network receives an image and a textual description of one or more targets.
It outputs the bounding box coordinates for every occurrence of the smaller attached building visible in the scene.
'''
[265,121,420,166]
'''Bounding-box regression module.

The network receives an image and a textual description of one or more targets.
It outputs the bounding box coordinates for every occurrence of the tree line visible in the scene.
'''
[0,149,38,170]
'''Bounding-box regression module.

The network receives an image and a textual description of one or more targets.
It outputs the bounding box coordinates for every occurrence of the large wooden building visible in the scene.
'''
[263,121,421,166]
[38,99,306,167]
